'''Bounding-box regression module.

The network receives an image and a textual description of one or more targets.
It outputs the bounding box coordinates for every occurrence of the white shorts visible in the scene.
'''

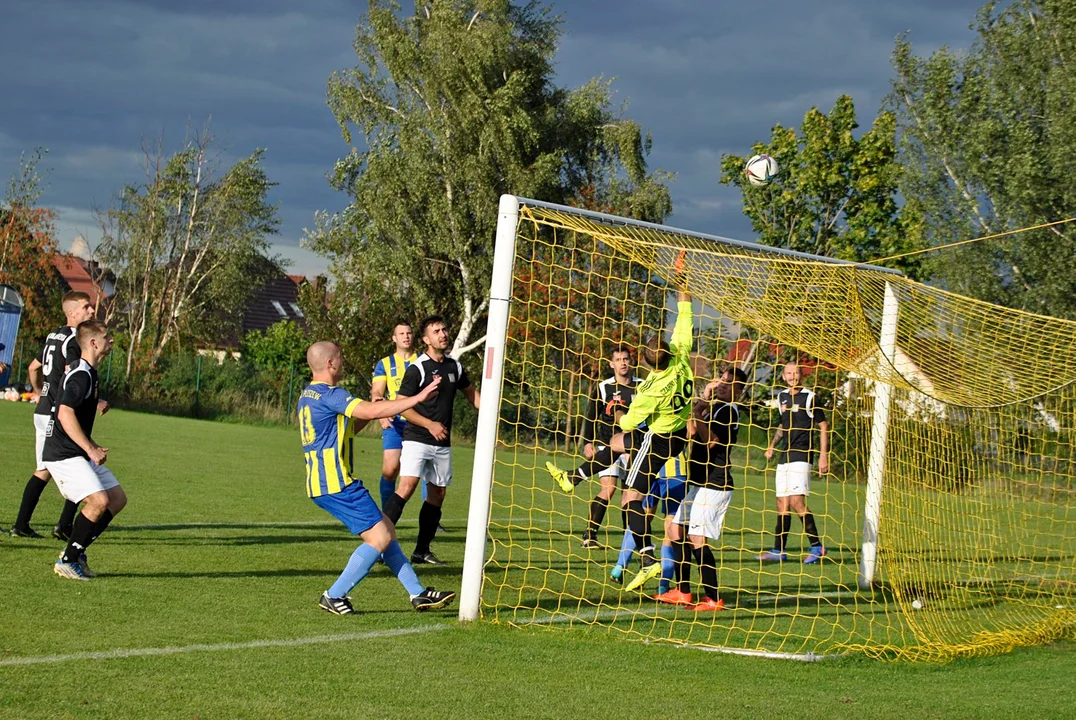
[775,461,811,498]
[33,414,50,472]
[43,457,120,503]
[598,452,629,480]
[400,441,453,488]
[673,486,732,541]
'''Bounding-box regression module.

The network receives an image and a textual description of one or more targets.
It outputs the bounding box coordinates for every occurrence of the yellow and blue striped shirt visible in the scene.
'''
[297,382,364,498]
[661,454,686,479]
[373,352,417,421]
[372,353,418,399]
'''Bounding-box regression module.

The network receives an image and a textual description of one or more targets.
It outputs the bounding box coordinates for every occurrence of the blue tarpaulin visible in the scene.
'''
[0,284,25,386]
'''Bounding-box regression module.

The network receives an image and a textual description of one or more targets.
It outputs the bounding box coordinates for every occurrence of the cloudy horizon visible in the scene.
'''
[1,0,983,278]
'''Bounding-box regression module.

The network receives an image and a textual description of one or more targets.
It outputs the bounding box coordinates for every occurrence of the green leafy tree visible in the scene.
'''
[306,0,672,368]
[0,149,62,346]
[890,0,1076,318]
[241,319,309,399]
[719,95,925,276]
[242,320,309,374]
[97,127,280,381]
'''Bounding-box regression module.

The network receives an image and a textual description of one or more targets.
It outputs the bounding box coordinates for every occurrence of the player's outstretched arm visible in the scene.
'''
[674,249,691,304]
[352,374,442,421]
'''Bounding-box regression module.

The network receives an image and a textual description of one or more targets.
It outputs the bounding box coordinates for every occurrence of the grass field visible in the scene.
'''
[2,400,1076,719]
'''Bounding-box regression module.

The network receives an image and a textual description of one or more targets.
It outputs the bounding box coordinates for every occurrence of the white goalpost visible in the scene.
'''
[459,194,519,622]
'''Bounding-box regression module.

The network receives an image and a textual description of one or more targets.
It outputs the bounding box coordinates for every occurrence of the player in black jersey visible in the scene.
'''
[9,291,104,539]
[383,315,480,565]
[658,367,747,611]
[759,361,829,563]
[578,345,642,548]
[42,320,124,580]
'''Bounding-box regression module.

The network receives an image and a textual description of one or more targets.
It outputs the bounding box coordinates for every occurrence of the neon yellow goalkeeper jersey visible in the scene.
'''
[619,301,694,435]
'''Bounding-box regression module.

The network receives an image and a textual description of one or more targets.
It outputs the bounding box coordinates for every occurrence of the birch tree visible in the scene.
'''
[307,0,671,362]
[97,129,279,380]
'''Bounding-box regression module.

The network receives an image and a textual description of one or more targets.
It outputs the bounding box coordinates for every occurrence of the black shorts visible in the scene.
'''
[622,426,688,494]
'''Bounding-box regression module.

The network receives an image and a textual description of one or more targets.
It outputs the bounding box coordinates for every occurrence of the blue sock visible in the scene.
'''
[382,540,424,597]
[421,478,428,502]
[617,529,636,569]
[660,544,675,589]
[328,543,381,598]
[379,477,395,510]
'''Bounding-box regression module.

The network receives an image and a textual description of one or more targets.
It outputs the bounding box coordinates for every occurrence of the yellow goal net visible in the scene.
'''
[457,196,1076,661]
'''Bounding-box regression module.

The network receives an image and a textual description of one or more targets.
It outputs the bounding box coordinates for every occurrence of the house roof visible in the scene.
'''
[241,274,307,336]
[51,254,107,314]
[723,338,821,376]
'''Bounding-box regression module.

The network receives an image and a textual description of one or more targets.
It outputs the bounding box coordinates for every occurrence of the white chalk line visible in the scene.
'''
[0,624,450,668]
[519,608,840,661]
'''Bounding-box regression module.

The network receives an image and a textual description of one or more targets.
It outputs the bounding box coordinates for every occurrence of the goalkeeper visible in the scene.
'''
[547,251,694,590]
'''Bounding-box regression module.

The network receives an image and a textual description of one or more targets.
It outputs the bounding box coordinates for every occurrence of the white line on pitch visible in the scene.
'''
[520,609,839,661]
[0,624,450,668]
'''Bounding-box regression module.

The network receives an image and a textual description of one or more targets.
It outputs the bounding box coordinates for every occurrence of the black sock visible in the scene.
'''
[625,500,651,558]
[587,497,609,534]
[695,545,719,601]
[573,446,615,485]
[56,500,79,533]
[774,514,792,551]
[14,475,48,530]
[62,511,97,563]
[85,509,114,549]
[803,513,822,547]
[675,535,692,593]
[414,502,441,556]
[384,493,407,525]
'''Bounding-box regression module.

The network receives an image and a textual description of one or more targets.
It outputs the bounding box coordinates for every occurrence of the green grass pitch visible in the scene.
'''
[1,401,1074,719]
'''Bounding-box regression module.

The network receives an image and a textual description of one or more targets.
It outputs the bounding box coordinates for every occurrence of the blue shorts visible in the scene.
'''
[644,471,687,516]
[381,418,406,451]
[311,481,383,535]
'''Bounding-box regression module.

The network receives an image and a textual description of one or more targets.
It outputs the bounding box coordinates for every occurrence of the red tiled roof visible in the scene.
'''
[287,274,306,286]
[51,254,106,314]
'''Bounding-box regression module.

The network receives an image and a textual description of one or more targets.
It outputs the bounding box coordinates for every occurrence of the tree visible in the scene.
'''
[241,319,309,397]
[719,95,925,276]
[0,149,62,345]
[891,0,1076,318]
[306,0,672,367]
[97,127,280,381]
[242,319,308,372]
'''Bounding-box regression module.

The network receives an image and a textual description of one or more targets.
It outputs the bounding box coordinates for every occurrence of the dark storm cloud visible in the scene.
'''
[0,0,983,274]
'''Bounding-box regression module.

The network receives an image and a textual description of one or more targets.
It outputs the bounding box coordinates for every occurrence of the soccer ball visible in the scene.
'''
[744,154,779,187]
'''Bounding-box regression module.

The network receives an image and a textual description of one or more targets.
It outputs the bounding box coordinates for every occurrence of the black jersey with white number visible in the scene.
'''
[398,353,471,448]
[42,359,99,462]
[777,388,827,464]
[689,402,740,490]
[33,326,80,416]
[582,376,642,446]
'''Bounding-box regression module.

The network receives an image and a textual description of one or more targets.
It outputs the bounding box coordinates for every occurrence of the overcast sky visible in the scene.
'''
[0,0,984,277]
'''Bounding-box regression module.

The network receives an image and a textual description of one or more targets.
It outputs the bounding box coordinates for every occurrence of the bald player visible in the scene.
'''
[296,341,456,615]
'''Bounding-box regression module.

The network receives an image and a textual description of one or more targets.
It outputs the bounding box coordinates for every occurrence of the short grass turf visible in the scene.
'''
[2,401,1075,719]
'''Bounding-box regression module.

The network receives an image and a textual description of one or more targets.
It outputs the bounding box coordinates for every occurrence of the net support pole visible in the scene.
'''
[859,281,899,589]
[459,194,519,622]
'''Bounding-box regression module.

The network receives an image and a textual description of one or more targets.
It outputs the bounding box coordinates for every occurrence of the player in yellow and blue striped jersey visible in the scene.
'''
[370,321,418,509]
[297,341,455,615]
[609,454,687,592]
